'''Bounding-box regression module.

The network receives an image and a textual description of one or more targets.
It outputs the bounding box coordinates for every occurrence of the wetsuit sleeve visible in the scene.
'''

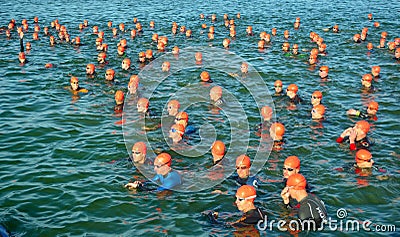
[20,38,24,52]
[157,172,181,191]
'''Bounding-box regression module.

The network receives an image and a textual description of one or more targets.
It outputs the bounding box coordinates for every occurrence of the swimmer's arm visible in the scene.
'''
[78,88,88,93]
[20,35,24,52]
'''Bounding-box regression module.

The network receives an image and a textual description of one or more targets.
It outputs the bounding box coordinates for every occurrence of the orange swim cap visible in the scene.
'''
[200,71,210,81]
[368,101,379,110]
[155,153,172,167]
[176,111,189,122]
[139,52,145,57]
[212,140,226,156]
[356,120,370,134]
[372,66,380,74]
[320,66,329,73]
[270,122,285,137]
[236,155,251,168]
[313,104,326,115]
[129,75,140,84]
[168,100,180,109]
[274,80,283,87]
[123,58,131,64]
[287,84,298,93]
[312,90,323,99]
[106,68,115,75]
[261,106,273,119]
[115,90,124,101]
[362,74,373,82]
[87,63,95,70]
[70,76,78,82]
[286,173,307,190]
[236,185,256,202]
[284,156,300,169]
[132,142,147,155]
[293,44,299,49]
[355,149,372,163]
[137,98,149,108]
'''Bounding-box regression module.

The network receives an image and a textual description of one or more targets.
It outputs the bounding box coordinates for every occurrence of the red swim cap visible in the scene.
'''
[212,140,226,156]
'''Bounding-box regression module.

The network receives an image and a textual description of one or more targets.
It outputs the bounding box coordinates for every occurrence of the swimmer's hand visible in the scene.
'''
[19,32,24,39]
[346,109,357,116]
[349,128,357,143]
[124,181,142,189]
[340,127,353,138]
[211,190,228,195]
[281,187,290,204]
[206,211,219,224]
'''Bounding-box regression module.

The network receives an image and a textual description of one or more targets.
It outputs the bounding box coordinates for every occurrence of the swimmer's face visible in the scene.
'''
[97,55,105,63]
[128,83,138,94]
[131,148,145,163]
[86,65,95,75]
[210,91,221,102]
[70,80,79,91]
[241,63,248,74]
[282,45,289,52]
[367,107,377,115]
[286,89,296,98]
[309,57,316,65]
[311,95,321,106]
[137,103,148,113]
[167,105,178,117]
[357,158,374,169]
[395,50,400,59]
[236,164,250,179]
[283,165,299,179]
[154,160,170,175]
[319,69,328,79]
[122,60,130,70]
[105,71,114,81]
[274,85,282,93]
[161,62,170,72]
[361,78,371,88]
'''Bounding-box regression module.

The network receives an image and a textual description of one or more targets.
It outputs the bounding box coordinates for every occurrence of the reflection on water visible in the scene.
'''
[1,0,400,236]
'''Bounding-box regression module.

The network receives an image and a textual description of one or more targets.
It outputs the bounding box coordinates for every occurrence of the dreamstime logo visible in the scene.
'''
[122,46,275,192]
[257,208,396,232]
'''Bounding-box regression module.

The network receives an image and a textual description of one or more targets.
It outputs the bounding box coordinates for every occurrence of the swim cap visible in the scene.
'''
[176,111,189,122]
[155,153,172,167]
[129,75,140,84]
[106,69,115,75]
[98,52,107,59]
[270,122,285,136]
[118,46,125,52]
[293,44,299,49]
[283,42,290,48]
[168,100,180,109]
[115,90,124,101]
[70,76,78,82]
[287,84,298,93]
[362,74,373,82]
[313,104,326,115]
[368,101,379,110]
[236,155,251,168]
[132,142,147,155]
[320,66,329,72]
[171,124,185,136]
[236,185,257,201]
[200,71,210,81]
[356,120,370,134]
[372,66,380,74]
[312,90,323,99]
[146,49,153,57]
[274,80,283,87]
[286,174,307,190]
[123,58,131,64]
[355,149,372,162]
[87,64,95,71]
[261,106,273,119]
[284,156,300,169]
[212,140,226,156]
[137,98,149,108]
[210,86,222,97]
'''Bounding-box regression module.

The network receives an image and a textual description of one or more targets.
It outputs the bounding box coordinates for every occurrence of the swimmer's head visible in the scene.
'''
[200,71,212,82]
[355,120,370,135]
[274,80,283,93]
[283,156,300,179]
[235,185,257,209]
[195,52,202,62]
[172,46,179,55]
[138,52,146,62]
[286,173,307,190]
[70,76,79,91]
[261,106,273,121]
[19,52,26,63]
[367,101,379,115]
[361,74,373,87]
[115,90,124,105]
[286,84,298,98]
[223,38,230,48]
[371,66,380,77]
[86,64,95,75]
[258,40,265,49]
[355,149,374,168]
[211,140,226,161]
[122,58,131,70]
[162,61,170,72]
[241,62,248,74]
[105,69,115,81]
[236,155,251,178]
[137,98,149,113]
[154,153,172,174]
[117,46,126,55]
[311,104,326,119]
[210,86,222,102]
[311,91,323,106]
[167,100,180,116]
[270,122,285,140]
[98,52,107,63]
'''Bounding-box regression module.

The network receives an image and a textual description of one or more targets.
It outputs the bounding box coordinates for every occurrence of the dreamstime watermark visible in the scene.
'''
[122,46,275,192]
[256,208,396,232]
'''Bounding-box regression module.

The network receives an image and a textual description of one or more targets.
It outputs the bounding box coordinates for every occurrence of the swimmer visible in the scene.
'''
[200,71,213,83]
[125,153,182,191]
[260,106,273,122]
[25,42,31,51]
[271,28,277,36]
[211,140,226,165]
[332,25,339,33]
[19,52,26,64]
[241,62,248,74]
[114,90,124,113]
[346,101,379,120]
[68,76,88,93]
[311,90,323,106]
[394,48,400,60]
[121,58,132,70]
[318,43,327,54]
[157,42,165,51]
[138,52,146,63]
[246,26,253,36]
[130,29,137,38]
[361,73,375,91]
[283,174,327,230]
[137,97,150,114]
[311,104,326,120]
[283,30,290,39]
[128,75,139,95]
[98,52,107,64]
[172,46,179,55]
[105,69,115,81]
[167,100,180,117]
[117,46,126,56]
[336,120,372,150]
[223,38,230,49]
[270,122,285,150]
[353,34,361,43]
[195,52,202,63]
[210,86,224,106]
[161,61,170,72]
[282,42,290,52]
[371,66,380,78]
[292,44,299,55]
[169,124,185,144]
[233,155,259,188]
[274,80,284,96]
[354,149,374,169]
[86,64,95,75]
[145,49,154,61]
[258,40,265,49]
[286,84,302,104]
[367,42,374,51]
[230,185,265,226]
[308,54,317,65]
[254,105,273,138]
[174,111,189,129]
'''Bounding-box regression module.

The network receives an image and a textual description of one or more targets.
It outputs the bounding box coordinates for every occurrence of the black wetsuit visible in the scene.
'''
[353,110,377,120]
[233,208,266,227]
[114,103,124,113]
[298,194,328,230]
[211,98,224,107]
[289,95,303,104]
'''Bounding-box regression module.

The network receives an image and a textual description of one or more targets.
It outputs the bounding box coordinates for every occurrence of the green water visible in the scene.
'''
[1,0,399,236]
